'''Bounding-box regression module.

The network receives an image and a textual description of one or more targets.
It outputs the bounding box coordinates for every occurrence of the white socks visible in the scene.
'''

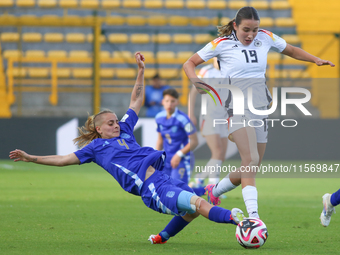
[212,173,238,197]
[242,185,259,218]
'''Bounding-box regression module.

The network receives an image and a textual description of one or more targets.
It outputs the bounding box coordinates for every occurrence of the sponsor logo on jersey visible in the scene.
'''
[171,126,178,133]
[232,44,238,48]
[102,141,110,147]
[121,133,131,139]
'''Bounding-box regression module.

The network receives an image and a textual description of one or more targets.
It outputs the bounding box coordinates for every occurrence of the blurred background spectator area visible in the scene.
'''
[0,0,339,118]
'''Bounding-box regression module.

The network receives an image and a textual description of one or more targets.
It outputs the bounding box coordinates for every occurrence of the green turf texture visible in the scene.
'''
[0,160,339,255]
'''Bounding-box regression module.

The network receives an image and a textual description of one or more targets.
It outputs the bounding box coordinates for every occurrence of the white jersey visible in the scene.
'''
[197,29,287,110]
[197,64,227,119]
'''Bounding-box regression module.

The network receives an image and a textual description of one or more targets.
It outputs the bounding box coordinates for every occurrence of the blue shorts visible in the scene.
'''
[164,155,194,184]
[140,170,195,216]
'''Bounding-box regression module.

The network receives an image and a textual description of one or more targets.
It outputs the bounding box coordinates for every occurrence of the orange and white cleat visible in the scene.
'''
[148,234,167,244]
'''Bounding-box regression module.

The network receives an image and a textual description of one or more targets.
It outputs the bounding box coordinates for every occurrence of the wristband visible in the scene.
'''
[176,150,184,158]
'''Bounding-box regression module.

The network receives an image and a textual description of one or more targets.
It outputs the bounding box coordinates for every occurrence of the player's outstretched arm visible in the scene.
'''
[183,54,210,94]
[129,52,145,115]
[9,149,80,166]
[282,44,335,67]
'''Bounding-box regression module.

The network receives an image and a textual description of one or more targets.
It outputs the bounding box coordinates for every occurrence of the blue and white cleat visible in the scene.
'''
[320,193,336,227]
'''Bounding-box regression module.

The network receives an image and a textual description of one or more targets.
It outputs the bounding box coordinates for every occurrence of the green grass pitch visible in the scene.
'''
[0,159,339,255]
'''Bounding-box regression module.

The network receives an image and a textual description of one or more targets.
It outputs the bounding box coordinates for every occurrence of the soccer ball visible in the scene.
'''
[235,218,268,249]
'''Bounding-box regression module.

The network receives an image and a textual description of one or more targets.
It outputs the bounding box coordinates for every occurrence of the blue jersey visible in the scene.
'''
[155,108,196,169]
[74,109,165,196]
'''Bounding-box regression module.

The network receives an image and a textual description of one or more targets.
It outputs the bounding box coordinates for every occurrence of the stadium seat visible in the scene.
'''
[126,16,146,26]
[116,68,137,78]
[130,34,150,44]
[59,0,78,8]
[275,18,295,27]
[191,17,211,27]
[267,52,281,60]
[73,68,93,78]
[159,68,180,79]
[211,17,230,26]
[173,34,193,44]
[152,34,171,44]
[165,0,184,9]
[16,0,35,7]
[144,68,157,79]
[108,33,128,44]
[112,51,133,62]
[66,33,86,43]
[156,51,176,63]
[8,68,27,78]
[0,0,14,7]
[1,32,20,42]
[148,16,168,26]
[250,1,269,10]
[3,50,22,58]
[44,33,64,43]
[69,51,91,58]
[100,51,111,59]
[19,15,39,24]
[177,51,194,62]
[80,0,99,8]
[56,68,71,78]
[186,0,205,9]
[22,33,42,42]
[228,1,247,9]
[194,34,214,44]
[144,0,163,8]
[48,50,67,58]
[281,34,301,45]
[100,68,115,78]
[289,70,310,79]
[87,34,106,43]
[25,50,45,58]
[140,51,155,62]
[122,0,142,8]
[28,69,49,78]
[41,15,61,23]
[260,17,274,27]
[270,1,290,10]
[106,16,125,25]
[169,16,189,26]
[38,0,57,8]
[101,0,120,8]
[207,0,227,9]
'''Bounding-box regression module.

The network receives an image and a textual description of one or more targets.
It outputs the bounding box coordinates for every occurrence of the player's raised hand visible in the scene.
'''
[315,58,335,67]
[9,149,31,162]
[135,52,145,69]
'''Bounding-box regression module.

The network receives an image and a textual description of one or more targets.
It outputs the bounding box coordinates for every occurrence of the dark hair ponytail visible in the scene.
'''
[217,6,260,37]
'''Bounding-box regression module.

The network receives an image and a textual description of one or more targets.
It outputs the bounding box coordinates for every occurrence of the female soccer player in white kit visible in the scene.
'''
[183,6,334,219]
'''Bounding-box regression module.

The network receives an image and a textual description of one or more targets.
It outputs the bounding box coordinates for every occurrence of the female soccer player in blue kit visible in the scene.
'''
[155,88,205,196]
[9,52,244,245]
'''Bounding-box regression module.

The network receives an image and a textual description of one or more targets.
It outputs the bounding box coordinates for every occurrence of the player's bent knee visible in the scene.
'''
[177,191,197,214]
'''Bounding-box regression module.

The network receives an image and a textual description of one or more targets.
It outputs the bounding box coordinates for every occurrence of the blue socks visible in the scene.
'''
[192,187,206,197]
[330,189,340,207]
[208,206,236,225]
[159,216,190,242]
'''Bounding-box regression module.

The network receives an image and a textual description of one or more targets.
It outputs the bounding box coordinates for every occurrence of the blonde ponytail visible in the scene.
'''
[73,110,114,148]
[217,19,235,37]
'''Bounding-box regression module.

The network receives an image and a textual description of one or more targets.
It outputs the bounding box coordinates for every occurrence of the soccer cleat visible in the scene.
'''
[231,208,245,225]
[320,193,336,227]
[148,234,167,244]
[205,184,221,205]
